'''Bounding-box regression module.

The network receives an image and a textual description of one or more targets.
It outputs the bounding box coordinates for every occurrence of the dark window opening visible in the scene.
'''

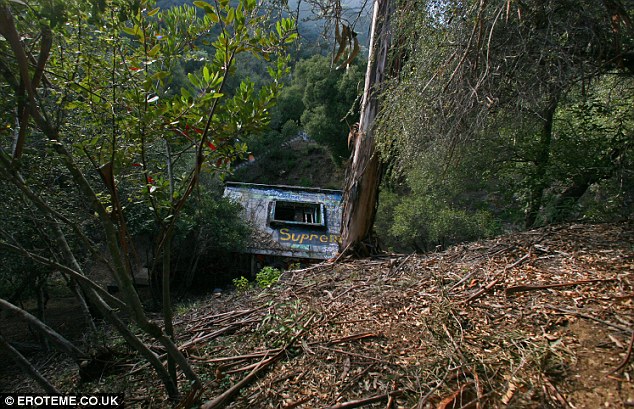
[271,201,325,227]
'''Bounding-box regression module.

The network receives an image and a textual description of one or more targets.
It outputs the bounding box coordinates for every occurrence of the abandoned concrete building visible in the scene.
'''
[223,182,343,271]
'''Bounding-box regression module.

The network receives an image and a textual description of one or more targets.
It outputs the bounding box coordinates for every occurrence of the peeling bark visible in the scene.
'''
[340,0,392,256]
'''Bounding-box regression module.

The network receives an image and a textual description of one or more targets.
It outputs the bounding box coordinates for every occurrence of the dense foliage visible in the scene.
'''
[0,0,295,396]
[375,0,634,252]
[252,54,365,163]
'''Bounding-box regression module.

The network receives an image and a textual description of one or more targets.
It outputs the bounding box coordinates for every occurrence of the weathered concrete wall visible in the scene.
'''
[223,182,343,259]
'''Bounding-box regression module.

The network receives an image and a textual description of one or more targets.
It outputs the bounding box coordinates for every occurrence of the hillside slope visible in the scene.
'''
[3,222,633,408]
[228,137,345,189]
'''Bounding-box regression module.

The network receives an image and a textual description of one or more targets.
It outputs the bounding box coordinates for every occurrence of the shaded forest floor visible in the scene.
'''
[2,222,633,408]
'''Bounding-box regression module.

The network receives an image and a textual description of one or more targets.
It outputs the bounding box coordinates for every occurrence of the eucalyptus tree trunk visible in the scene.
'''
[340,0,392,256]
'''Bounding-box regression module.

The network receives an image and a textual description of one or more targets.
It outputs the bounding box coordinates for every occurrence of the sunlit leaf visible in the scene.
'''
[148,43,161,57]
[122,26,137,36]
[193,0,215,14]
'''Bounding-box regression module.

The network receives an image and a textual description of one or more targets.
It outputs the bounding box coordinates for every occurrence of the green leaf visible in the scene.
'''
[122,26,137,36]
[193,1,215,14]
[148,43,161,57]
[188,73,201,88]
[203,66,210,82]
[151,71,169,81]
[208,11,219,23]
[235,3,245,25]
[147,7,160,16]
[275,21,282,37]
[245,0,256,12]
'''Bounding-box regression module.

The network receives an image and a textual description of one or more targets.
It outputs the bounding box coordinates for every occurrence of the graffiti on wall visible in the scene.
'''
[277,228,341,246]
[224,182,343,259]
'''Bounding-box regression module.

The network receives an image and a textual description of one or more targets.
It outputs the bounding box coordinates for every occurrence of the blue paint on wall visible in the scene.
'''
[223,182,343,259]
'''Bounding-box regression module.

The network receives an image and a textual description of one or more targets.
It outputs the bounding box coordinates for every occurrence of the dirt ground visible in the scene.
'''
[1,222,632,408]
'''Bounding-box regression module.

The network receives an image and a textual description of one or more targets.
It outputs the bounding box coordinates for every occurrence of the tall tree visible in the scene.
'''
[343,0,634,249]
[340,0,392,255]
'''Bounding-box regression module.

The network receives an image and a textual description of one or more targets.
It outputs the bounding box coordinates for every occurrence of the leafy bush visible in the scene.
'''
[231,266,281,293]
[256,266,281,289]
[378,191,499,252]
[232,276,250,292]
[375,146,501,253]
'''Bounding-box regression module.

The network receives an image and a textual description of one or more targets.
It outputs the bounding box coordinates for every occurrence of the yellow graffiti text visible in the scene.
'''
[279,228,340,244]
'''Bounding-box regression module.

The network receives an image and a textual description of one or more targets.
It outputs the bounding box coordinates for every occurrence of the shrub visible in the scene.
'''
[256,266,281,289]
[232,276,250,292]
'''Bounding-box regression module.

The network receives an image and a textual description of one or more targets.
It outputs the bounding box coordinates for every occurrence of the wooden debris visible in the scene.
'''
[611,331,634,374]
[6,222,632,408]
[437,382,477,409]
[201,352,282,409]
[324,390,403,409]
[505,278,616,295]
[500,380,518,406]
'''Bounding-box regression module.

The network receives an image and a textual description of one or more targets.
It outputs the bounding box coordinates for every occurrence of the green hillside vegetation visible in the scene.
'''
[229,137,344,188]
[1,0,632,406]
[229,54,365,188]
[372,0,634,253]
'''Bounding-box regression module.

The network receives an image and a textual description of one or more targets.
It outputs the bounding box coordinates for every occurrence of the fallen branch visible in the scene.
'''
[224,355,279,375]
[506,252,531,269]
[437,382,476,409]
[505,278,616,295]
[183,308,262,330]
[542,375,572,408]
[610,331,634,374]
[466,252,530,303]
[189,349,283,364]
[201,314,316,409]
[0,333,60,394]
[450,269,479,292]
[334,363,377,403]
[325,391,403,409]
[179,324,246,351]
[317,345,389,364]
[0,298,85,361]
[390,253,415,274]
[329,284,369,303]
[545,305,633,333]
[201,351,282,409]
[324,332,379,346]
[465,278,500,304]
[283,396,313,409]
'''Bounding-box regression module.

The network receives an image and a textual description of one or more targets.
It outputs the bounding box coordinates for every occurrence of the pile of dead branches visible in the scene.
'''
[5,223,633,408]
[159,222,630,408]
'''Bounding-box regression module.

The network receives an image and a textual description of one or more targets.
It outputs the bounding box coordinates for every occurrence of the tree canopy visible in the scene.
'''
[372,0,634,251]
[0,0,295,397]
